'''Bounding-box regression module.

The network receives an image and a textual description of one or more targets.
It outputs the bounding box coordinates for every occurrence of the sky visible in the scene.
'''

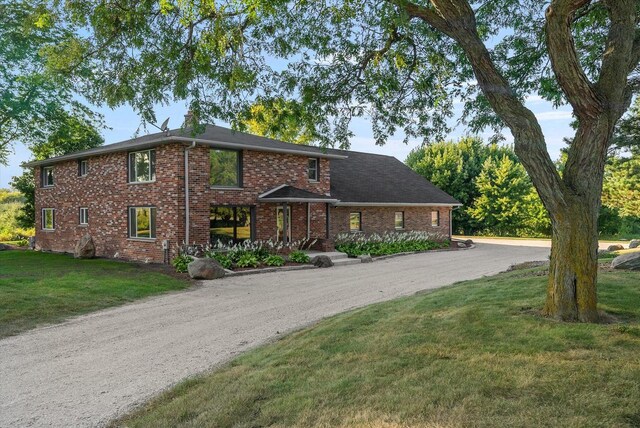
[0,97,574,188]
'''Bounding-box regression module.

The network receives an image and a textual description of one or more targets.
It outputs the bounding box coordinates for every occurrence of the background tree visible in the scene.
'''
[0,1,101,164]
[45,0,639,321]
[11,113,103,228]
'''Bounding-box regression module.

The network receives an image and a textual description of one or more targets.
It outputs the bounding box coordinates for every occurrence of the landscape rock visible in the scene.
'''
[74,234,96,259]
[457,242,467,248]
[464,239,474,245]
[311,255,334,268]
[358,254,373,263]
[611,252,640,271]
[187,258,225,279]
[0,243,9,251]
[607,244,624,252]
[629,239,640,249]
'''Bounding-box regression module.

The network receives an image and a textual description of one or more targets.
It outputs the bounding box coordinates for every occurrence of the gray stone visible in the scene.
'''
[457,242,467,248]
[311,255,334,268]
[608,244,625,252]
[611,252,640,271]
[464,239,474,245]
[74,234,95,259]
[629,239,640,249]
[187,257,225,279]
[358,254,373,263]
[598,249,610,256]
[0,243,9,251]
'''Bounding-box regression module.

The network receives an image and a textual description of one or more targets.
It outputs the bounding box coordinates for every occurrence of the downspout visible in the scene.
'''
[450,206,459,239]
[184,141,197,245]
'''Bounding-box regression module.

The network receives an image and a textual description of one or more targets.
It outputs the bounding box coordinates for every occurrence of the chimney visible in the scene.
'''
[183,110,196,128]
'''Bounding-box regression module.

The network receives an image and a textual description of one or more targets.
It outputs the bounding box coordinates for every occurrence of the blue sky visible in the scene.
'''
[0,97,574,188]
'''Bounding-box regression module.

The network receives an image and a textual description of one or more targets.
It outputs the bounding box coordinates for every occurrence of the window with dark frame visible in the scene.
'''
[42,167,54,187]
[79,160,88,176]
[431,210,440,227]
[308,158,319,181]
[210,149,241,187]
[42,208,54,230]
[395,211,405,229]
[349,212,362,232]
[128,207,157,238]
[128,149,156,183]
[210,205,252,243]
[79,207,89,225]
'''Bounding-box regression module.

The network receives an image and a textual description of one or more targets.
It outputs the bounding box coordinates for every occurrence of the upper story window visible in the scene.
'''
[350,212,362,232]
[210,149,241,188]
[431,210,440,227]
[42,208,55,230]
[128,149,156,183]
[129,206,157,239]
[42,166,54,187]
[79,207,89,225]
[308,158,319,181]
[78,160,88,177]
[395,211,405,229]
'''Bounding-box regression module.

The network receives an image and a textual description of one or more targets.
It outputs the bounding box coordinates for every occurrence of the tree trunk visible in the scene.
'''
[544,198,600,322]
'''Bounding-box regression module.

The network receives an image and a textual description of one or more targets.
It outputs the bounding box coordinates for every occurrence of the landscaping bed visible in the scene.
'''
[335,231,451,257]
[115,259,640,428]
[0,250,190,338]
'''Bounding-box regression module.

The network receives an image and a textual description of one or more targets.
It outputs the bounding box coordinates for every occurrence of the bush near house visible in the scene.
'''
[335,231,449,257]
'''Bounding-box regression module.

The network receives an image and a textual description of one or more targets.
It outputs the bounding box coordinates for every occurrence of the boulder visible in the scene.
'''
[0,243,8,251]
[611,252,640,271]
[187,257,225,279]
[464,239,474,246]
[629,239,640,249]
[358,254,373,263]
[74,234,96,259]
[311,255,334,268]
[607,244,624,252]
[457,242,467,248]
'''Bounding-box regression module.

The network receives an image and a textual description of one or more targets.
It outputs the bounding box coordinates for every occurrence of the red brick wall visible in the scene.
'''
[35,144,185,263]
[329,206,451,239]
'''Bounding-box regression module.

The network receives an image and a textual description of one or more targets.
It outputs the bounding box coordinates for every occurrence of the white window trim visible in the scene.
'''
[79,160,88,177]
[395,211,405,230]
[42,167,54,187]
[42,208,55,230]
[431,210,440,227]
[349,212,362,232]
[79,207,89,225]
[129,206,157,239]
[308,158,319,182]
[128,150,156,184]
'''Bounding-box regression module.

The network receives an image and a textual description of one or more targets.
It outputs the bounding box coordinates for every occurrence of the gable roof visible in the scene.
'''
[22,124,346,168]
[328,149,461,206]
[258,185,338,203]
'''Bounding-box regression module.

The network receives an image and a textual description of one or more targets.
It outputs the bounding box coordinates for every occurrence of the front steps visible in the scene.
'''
[305,251,362,267]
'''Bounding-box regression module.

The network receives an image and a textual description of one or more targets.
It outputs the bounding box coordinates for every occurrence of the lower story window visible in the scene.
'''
[431,210,440,227]
[210,205,253,243]
[395,211,405,229]
[350,212,362,232]
[129,207,156,238]
[42,208,55,230]
[79,207,89,225]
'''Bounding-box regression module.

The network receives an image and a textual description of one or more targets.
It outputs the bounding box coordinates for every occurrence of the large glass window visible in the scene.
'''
[210,206,252,243]
[431,210,440,227]
[42,208,54,230]
[308,158,319,181]
[42,167,54,187]
[129,207,157,238]
[350,212,362,232]
[395,211,405,229]
[128,150,156,183]
[210,149,241,187]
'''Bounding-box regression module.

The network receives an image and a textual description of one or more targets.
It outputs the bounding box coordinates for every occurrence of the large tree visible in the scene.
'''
[45,0,639,321]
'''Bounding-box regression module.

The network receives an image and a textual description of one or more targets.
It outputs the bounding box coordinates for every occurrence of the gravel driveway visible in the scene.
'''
[0,242,549,427]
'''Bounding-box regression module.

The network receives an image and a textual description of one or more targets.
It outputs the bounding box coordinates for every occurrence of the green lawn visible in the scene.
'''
[0,250,190,338]
[116,264,640,428]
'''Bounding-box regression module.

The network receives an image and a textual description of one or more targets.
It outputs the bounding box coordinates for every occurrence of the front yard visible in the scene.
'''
[0,250,189,338]
[115,261,640,427]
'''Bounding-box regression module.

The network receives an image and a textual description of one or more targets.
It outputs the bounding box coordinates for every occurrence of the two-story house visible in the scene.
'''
[25,125,461,263]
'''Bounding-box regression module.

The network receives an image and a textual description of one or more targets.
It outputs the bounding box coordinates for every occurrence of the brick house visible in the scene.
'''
[25,125,461,263]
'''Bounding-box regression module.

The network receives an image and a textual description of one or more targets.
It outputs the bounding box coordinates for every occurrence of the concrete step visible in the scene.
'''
[331,257,362,267]
[305,251,349,261]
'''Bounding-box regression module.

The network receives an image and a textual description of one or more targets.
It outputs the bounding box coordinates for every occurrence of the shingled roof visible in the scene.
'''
[327,149,461,206]
[259,185,338,203]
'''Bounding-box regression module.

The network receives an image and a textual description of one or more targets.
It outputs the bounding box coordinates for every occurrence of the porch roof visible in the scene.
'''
[258,185,339,203]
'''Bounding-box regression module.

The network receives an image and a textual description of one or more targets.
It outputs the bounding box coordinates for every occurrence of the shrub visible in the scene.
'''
[334,231,449,257]
[172,254,192,273]
[235,253,260,268]
[288,250,310,264]
[209,252,232,269]
[264,254,285,267]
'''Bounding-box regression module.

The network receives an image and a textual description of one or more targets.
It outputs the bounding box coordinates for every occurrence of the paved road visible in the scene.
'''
[0,243,549,427]
[456,236,622,250]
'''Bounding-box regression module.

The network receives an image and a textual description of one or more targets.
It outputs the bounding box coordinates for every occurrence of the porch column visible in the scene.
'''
[325,203,330,239]
[282,202,288,243]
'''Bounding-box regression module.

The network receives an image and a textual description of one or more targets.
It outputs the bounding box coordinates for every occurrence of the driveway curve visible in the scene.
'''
[0,243,549,427]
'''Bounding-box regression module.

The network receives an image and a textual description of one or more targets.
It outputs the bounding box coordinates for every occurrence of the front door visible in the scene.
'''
[276,206,292,242]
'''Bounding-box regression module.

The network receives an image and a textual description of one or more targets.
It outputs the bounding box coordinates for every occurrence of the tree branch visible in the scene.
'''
[545,0,602,120]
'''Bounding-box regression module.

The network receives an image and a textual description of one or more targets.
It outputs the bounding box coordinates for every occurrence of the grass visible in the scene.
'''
[116,262,640,428]
[599,248,640,260]
[0,250,190,338]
